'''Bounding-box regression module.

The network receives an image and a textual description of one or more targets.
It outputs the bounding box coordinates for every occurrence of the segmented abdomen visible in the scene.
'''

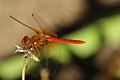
[48,36,85,44]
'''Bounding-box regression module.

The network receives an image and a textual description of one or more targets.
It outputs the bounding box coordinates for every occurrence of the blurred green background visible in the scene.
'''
[0,0,120,80]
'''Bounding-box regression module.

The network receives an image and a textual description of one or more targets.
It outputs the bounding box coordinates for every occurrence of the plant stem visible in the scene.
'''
[22,57,27,80]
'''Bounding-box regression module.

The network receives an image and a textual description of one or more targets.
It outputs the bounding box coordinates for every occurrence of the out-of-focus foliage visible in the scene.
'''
[0,55,23,79]
[0,54,38,80]
[64,24,101,58]
[99,14,120,45]
[117,70,120,79]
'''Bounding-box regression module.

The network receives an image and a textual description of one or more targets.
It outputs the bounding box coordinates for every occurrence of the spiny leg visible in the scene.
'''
[35,45,44,57]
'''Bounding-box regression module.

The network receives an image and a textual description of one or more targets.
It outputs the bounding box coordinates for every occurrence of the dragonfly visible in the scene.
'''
[10,13,85,73]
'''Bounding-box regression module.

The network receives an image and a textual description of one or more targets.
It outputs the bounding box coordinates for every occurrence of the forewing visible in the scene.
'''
[32,13,57,37]
[38,42,61,75]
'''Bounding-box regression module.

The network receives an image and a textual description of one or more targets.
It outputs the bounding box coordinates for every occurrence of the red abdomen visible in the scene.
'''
[48,36,85,44]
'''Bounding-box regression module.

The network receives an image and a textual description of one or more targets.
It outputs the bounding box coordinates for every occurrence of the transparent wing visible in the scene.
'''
[46,42,61,75]
[38,42,61,75]
[32,13,57,37]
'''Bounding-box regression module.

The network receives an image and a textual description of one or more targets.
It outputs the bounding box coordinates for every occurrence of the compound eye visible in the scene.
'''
[22,36,29,45]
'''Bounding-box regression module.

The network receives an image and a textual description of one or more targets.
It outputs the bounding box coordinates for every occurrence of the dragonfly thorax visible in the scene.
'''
[30,34,48,46]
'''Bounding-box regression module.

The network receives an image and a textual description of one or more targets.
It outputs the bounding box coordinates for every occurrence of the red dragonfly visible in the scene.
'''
[10,13,85,73]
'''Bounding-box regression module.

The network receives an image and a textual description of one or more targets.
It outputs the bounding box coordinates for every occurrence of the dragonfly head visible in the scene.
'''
[22,36,30,45]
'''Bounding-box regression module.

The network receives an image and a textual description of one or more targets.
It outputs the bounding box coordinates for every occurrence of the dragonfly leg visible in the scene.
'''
[31,44,37,55]
[35,45,44,57]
